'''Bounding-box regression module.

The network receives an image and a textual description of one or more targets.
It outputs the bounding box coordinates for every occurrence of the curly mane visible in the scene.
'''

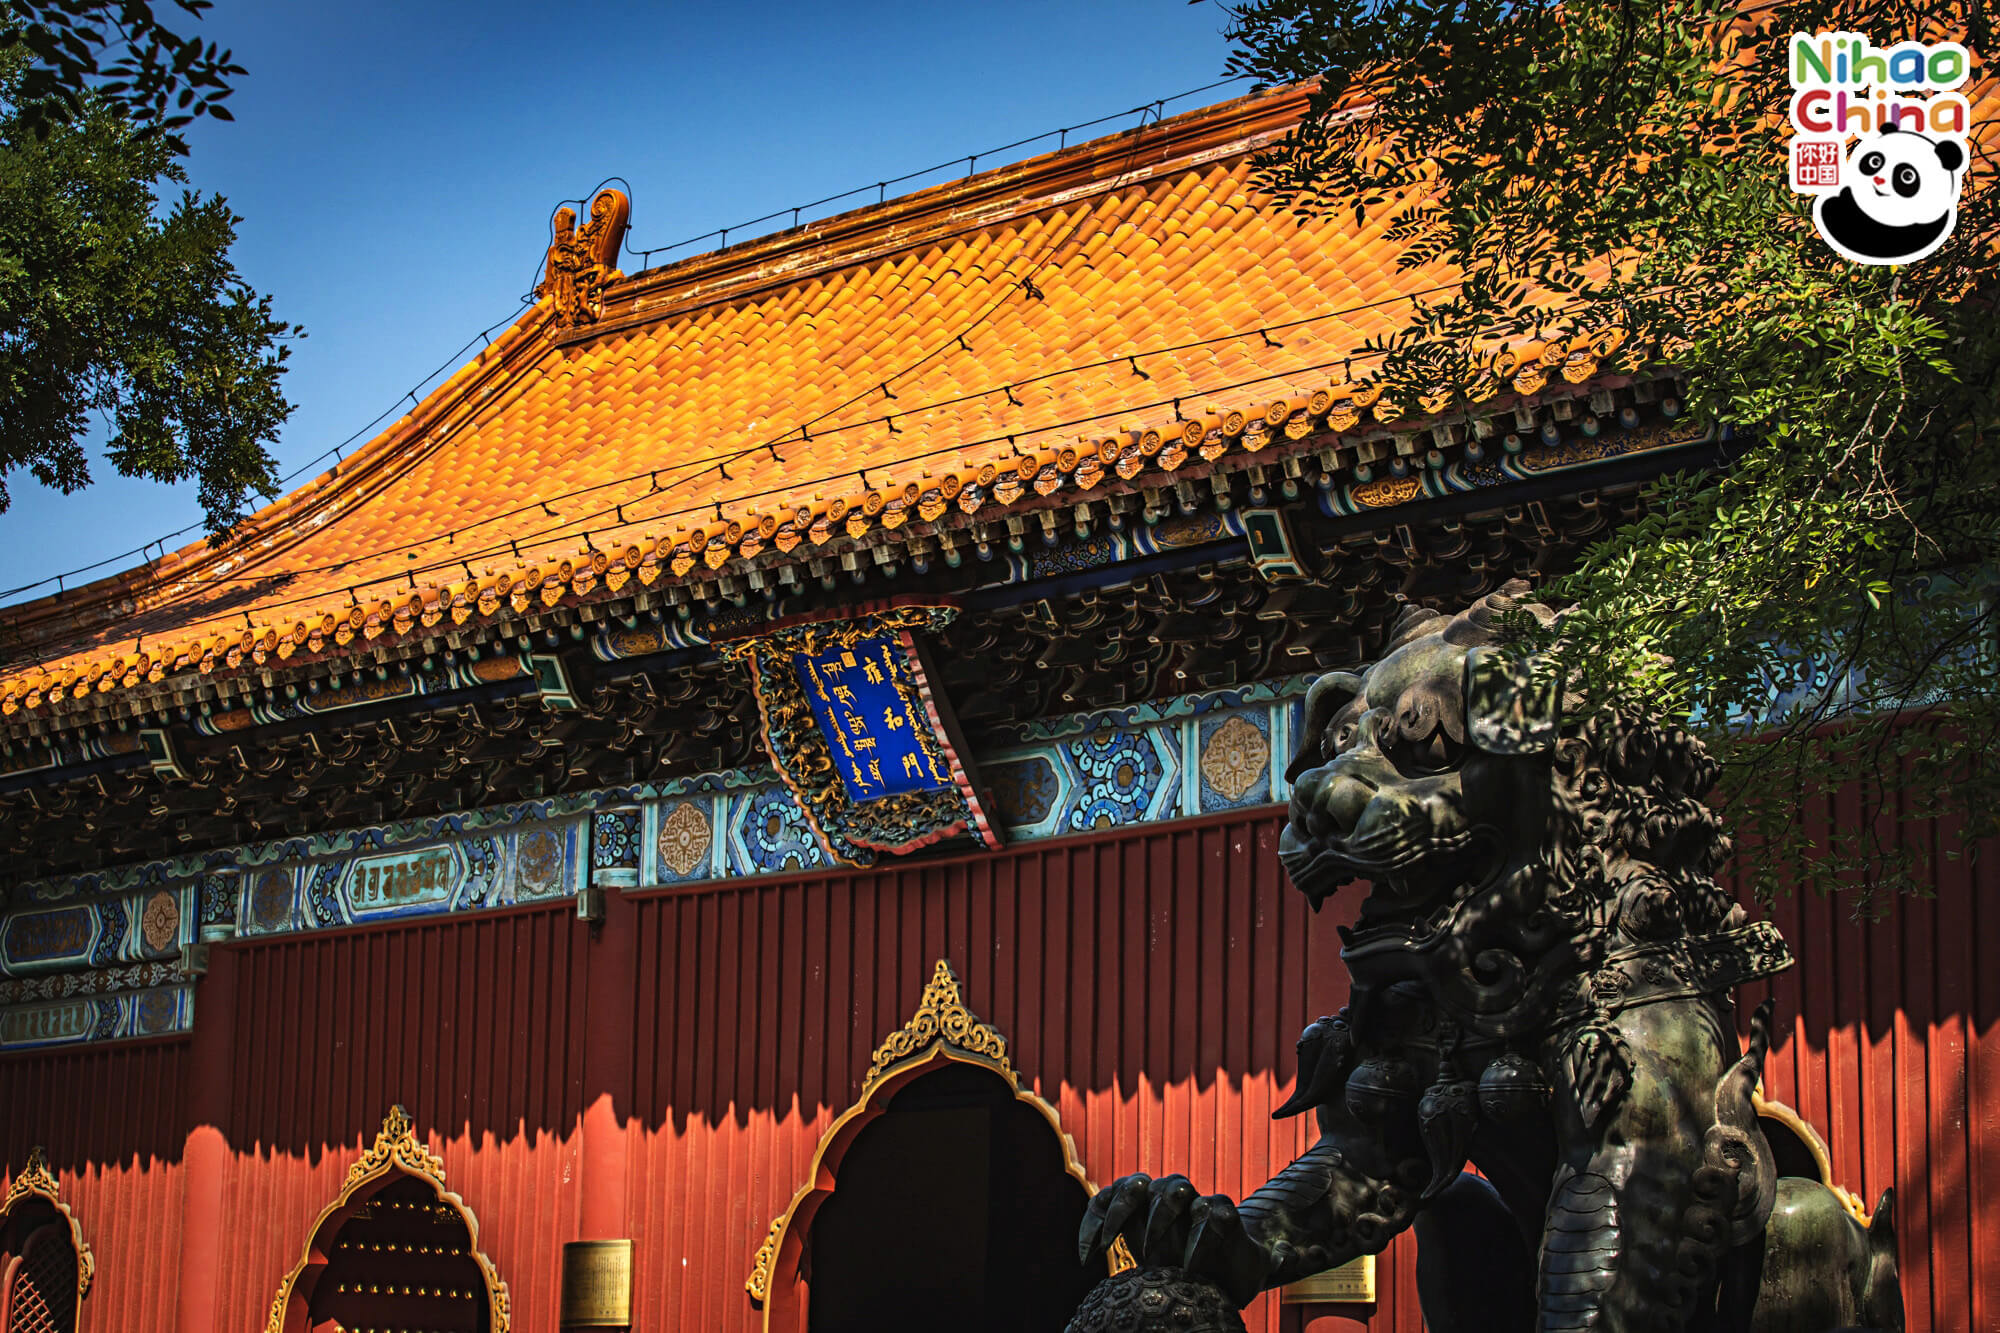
[1379,585,1743,1014]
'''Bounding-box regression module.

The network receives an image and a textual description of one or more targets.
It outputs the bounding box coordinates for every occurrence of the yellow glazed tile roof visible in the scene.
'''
[3,76,1990,719]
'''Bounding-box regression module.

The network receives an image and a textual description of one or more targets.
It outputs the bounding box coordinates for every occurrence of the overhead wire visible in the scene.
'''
[54,347,1425,646]
[0,298,535,605]
[4,76,1258,610]
[33,266,1546,647]
[6,75,1456,663]
[13,85,1194,619]
[66,288,1458,598]
[619,77,1253,270]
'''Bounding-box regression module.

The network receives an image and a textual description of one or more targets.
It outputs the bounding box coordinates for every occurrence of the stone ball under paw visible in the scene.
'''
[1065,1266,1247,1333]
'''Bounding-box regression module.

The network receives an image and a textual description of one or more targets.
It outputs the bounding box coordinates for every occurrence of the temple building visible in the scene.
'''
[0,86,1992,1332]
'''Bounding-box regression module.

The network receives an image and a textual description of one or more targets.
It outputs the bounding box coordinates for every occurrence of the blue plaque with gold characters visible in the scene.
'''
[793,636,950,802]
[717,602,1001,866]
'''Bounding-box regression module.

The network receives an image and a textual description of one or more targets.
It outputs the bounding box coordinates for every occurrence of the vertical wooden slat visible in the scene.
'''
[0,804,1993,1333]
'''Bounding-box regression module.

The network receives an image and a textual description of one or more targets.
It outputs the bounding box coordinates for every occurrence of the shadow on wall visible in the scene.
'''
[1,806,1993,1175]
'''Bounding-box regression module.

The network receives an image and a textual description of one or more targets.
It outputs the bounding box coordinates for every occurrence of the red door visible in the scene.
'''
[1,1224,78,1333]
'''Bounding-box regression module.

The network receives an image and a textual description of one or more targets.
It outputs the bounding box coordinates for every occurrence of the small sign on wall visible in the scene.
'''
[347,848,457,914]
[560,1238,633,1327]
[1278,1254,1376,1304]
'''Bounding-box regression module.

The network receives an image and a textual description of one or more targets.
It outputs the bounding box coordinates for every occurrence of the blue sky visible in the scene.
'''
[0,0,1239,599]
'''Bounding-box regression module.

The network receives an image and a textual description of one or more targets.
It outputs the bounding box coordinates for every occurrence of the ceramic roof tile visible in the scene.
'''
[7,78,1988,714]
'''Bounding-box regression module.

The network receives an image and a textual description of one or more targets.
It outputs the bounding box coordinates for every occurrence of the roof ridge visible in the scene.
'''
[0,87,1311,645]
[0,81,1671,722]
[582,85,1314,345]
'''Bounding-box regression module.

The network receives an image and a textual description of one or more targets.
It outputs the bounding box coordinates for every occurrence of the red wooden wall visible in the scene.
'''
[1736,787,2000,1333]
[0,1041,187,1333]
[0,805,1993,1332]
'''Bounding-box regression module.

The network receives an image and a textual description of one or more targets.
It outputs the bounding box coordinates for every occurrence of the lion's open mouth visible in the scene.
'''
[1278,822,1500,918]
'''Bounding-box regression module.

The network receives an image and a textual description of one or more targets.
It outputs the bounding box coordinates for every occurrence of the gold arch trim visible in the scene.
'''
[1753,1089,1872,1224]
[746,959,1130,1316]
[0,1146,93,1301]
[262,1106,511,1333]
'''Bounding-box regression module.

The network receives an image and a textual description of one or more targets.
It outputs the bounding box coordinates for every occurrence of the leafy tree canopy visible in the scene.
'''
[0,19,294,539]
[1,0,243,137]
[1222,0,1994,904]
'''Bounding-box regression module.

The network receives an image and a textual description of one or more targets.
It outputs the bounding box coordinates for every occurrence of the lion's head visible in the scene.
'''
[1280,583,1738,1030]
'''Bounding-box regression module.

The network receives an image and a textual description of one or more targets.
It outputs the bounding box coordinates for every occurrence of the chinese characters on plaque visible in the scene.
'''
[793,636,950,802]
[718,603,1003,866]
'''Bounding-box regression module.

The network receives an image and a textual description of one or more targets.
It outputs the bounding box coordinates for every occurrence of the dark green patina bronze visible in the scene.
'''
[1076,584,1903,1333]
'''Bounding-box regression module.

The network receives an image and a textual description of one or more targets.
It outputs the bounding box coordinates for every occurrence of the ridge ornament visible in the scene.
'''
[539,188,631,327]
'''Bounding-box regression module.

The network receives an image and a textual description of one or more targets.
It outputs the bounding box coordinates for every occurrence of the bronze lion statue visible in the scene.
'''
[1079,584,1901,1333]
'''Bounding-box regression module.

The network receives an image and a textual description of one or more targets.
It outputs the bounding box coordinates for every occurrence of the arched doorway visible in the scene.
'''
[264,1106,509,1333]
[0,1149,91,1333]
[806,1061,1100,1333]
[747,961,1121,1333]
[303,1173,493,1332]
[2,1220,78,1333]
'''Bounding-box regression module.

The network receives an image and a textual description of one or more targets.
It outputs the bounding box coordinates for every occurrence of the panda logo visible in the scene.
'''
[1814,121,1967,265]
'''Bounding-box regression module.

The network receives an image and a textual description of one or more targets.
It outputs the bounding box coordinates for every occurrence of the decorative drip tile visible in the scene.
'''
[0,75,1757,720]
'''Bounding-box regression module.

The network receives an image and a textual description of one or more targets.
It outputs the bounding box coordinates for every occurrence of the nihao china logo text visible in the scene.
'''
[1787,32,1972,265]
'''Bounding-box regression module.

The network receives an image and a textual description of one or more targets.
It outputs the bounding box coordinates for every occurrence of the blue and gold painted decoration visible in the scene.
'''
[0,983,192,1050]
[1025,511,1246,581]
[0,883,192,978]
[589,614,713,662]
[231,821,583,936]
[1066,728,1173,832]
[729,785,828,875]
[649,796,720,884]
[2,907,95,973]
[244,865,297,933]
[976,677,1308,842]
[793,638,949,802]
[196,873,236,939]
[1195,709,1275,812]
[5,768,773,913]
[345,847,457,917]
[1141,510,1241,551]
[717,603,1001,867]
[0,677,1318,1046]
[1028,531,1127,580]
[592,809,643,888]
[981,755,1066,838]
